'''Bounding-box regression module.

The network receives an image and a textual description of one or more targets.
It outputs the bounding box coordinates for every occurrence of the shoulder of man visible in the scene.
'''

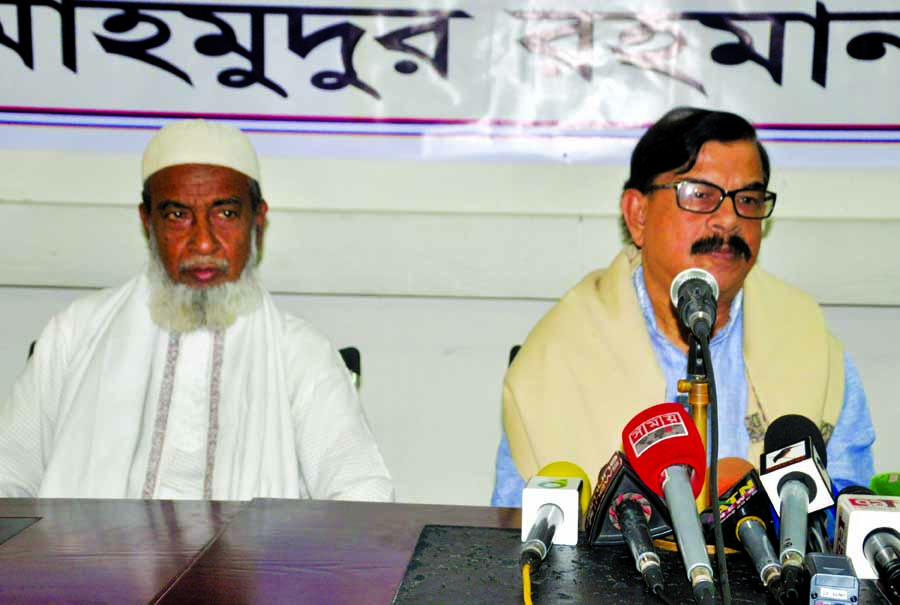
[536,267,609,335]
[510,246,642,374]
[20,276,145,401]
[506,263,615,387]
[63,277,141,317]
[274,308,352,380]
[40,275,143,349]
[745,264,825,317]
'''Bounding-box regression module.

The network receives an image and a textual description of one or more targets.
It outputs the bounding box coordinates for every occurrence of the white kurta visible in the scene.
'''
[0,272,393,502]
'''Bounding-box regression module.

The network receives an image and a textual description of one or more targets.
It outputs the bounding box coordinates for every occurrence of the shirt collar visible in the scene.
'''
[633,264,743,347]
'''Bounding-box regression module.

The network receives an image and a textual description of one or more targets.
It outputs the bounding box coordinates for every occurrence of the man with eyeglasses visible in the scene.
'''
[491,106,874,506]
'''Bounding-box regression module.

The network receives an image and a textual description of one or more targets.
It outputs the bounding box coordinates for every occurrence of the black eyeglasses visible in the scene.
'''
[645,179,777,219]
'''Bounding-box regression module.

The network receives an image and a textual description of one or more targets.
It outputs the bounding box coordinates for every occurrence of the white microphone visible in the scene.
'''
[670,268,719,340]
[759,415,834,601]
[834,492,900,597]
[520,462,590,573]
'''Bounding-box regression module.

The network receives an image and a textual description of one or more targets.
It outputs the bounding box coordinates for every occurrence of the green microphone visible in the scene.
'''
[870,473,900,496]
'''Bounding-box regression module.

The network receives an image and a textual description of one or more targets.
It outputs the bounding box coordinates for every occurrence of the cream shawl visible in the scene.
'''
[503,247,844,481]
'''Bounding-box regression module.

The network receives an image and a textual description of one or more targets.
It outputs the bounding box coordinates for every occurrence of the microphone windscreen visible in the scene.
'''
[621,403,706,499]
[537,461,592,515]
[764,414,828,467]
[871,473,900,497]
[669,268,719,307]
[717,457,754,496]
[838,485,875,498]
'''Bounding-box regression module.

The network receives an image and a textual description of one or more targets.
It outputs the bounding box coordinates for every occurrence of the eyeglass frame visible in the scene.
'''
[643,178,777,219]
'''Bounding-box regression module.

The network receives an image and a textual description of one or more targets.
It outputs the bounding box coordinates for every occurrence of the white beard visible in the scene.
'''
[146,234,263,333]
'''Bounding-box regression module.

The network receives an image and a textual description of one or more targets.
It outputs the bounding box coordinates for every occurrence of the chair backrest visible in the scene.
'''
[339,346,361,390]
[508,345,521,367]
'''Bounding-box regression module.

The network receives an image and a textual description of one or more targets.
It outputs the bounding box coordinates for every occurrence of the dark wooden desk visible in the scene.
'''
[0,498,241,604]
[1,499,888,604]
[160,500,892,605]
[157,499,521,604]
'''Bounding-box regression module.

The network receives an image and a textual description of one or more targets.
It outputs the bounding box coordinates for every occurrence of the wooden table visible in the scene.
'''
[0,498,518,604]
[157,499,520,604]
[0,498,241,604]
[1,498,890,604]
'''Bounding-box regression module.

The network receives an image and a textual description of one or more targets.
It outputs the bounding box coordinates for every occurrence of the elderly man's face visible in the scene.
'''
[140,163,267,289]
[626,139,765,306]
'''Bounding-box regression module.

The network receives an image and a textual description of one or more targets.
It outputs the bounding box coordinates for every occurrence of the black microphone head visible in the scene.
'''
[669,268,719,308]
[669,268,719,339]
[837,485,876,498]
[764,414,828,467]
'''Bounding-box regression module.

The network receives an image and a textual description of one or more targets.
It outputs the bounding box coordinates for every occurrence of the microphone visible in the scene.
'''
[669,268,719,340]
[807,510,832,555]
[872,472,900,497]
[584,451,673,594]
[759,414,834,601]
[622,403,716,605]
[520,462,590,573]
[704,458,784,602]
[716,457,754,496]
[834,489,900,599]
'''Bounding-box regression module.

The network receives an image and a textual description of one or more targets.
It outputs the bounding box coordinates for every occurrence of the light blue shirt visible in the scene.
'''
[491,266,876,507]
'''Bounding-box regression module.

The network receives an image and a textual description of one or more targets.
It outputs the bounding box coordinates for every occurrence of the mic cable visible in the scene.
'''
[699,332,732,605]
[652,584,675,605]
[521,563,534,605]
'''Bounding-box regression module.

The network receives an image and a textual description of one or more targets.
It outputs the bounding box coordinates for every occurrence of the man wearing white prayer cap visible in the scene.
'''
[0,119,394,501]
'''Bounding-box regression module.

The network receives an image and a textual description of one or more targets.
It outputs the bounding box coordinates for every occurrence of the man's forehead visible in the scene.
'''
[672,140,764,178]
[148,163,250,196]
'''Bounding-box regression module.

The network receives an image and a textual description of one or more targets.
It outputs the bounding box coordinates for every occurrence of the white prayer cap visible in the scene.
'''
[141,119,260,182]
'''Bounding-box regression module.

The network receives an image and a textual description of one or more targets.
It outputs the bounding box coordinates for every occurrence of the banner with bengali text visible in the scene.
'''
[2,0,899,164]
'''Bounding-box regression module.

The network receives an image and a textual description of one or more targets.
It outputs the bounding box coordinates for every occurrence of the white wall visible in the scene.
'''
[1,146,899,504]
[2,148,900,304]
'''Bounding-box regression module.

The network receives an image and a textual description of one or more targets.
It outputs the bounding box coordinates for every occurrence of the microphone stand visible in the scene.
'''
[678,334,711,510]
[678,332,732,605]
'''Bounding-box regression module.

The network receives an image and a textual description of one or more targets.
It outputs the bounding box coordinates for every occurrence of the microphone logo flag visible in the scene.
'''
[702,468,778,551]
[521,463,590,548]
[626,411,688,458]
[621,403,706,499]
[584,451,673,547]
[834,494,900,580]
[759,436,834,513]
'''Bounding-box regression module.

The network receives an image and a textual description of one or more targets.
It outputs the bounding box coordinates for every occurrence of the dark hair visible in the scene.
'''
[141,175,264,214]
[620,107,770,245]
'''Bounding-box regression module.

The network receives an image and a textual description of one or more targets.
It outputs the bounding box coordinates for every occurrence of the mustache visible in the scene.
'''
[179,256,230,272]
[690,234,753,262]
